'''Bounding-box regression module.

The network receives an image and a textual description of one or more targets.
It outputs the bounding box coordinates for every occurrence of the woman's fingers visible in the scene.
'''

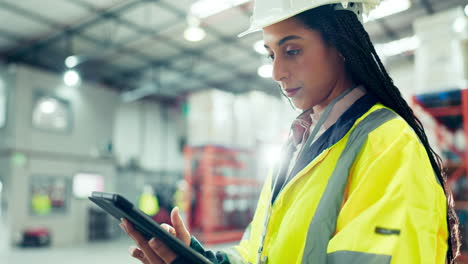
[129,246,150,264]
[170,207,191,245]
[161,223,176,236]
[149,237,177,263]
[120,219,164,264]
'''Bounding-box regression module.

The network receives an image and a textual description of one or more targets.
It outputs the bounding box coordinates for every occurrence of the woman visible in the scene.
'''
[120,0,460,263]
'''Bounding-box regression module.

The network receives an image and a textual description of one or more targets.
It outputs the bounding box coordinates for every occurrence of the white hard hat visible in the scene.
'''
[238,0,381,37]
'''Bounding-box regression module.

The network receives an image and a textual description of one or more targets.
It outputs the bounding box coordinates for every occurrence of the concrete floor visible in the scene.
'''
[0,210,235,264]
[0,237,235,264]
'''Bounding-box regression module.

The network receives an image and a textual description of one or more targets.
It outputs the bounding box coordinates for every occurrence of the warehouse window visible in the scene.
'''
[72,173,104,199]
[30,176,68,216]
[32,93,72,133]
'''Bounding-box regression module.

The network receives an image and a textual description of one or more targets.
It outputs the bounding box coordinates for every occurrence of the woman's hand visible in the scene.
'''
[120,207,191,264]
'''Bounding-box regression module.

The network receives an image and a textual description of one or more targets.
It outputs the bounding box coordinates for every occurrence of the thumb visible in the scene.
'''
[171,207,190,245]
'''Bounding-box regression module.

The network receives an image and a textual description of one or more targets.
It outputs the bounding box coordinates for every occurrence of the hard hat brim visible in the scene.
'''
[237,0,380,38]
[237,27,261,38]
[237,8,311,38]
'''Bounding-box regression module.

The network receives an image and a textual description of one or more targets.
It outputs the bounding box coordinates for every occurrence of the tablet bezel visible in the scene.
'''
[89,191,211,264]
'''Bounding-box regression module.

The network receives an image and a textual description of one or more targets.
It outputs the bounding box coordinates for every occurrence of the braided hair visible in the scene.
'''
[294,4,460,262]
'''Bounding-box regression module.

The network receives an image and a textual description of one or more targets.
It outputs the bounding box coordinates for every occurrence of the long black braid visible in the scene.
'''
[295,4,460,262]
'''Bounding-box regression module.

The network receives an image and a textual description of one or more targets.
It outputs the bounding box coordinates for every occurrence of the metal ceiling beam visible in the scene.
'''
[69,17,180,67]
[64,0,198,67]
[0,0,272,95]
[0,1,241,94]
[157,1,261,60]
[70,0,256,75]
[0,2,266,95]
[63,1,243,79]
[99,0,270,92]
[0,29,25,42]
[0,0,146,87]
[67,0,269,93]
[141,0,275,93]
[0,33,132,89]
[102,36,237,83]
[0,0,144,60]
[0,29,65,71]
[420,0,435,14]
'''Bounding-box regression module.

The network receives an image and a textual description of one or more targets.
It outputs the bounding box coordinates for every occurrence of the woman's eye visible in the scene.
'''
[287,50,300,56]
[267,54,275,61]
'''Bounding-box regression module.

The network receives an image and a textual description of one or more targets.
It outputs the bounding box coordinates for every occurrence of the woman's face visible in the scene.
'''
[263,17,348,111]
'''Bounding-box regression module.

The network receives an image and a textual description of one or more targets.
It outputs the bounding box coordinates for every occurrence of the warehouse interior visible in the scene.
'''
[0,0,467,263]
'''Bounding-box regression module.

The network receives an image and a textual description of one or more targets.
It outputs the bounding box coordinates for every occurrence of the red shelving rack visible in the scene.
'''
[412,90,468,198]
[184,145,261,245]
[412,89,468,262]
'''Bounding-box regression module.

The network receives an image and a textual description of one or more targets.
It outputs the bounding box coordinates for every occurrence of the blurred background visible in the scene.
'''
[0,0,466,263]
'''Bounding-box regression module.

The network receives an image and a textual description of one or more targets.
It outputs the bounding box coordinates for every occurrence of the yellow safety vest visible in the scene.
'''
[138,193,160,216]
[32,194,52,215]
[231,104,448,264]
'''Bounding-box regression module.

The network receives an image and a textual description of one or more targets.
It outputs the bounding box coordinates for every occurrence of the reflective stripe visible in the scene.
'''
[242,224,251,241]
[302,108,397,263]
[327,251,391,264]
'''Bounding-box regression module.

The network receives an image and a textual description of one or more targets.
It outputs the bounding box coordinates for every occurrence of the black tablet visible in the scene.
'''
[89,191,212,264]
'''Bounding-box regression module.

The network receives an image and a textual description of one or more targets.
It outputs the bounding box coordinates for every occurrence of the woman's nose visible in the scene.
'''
[272,58,289,83]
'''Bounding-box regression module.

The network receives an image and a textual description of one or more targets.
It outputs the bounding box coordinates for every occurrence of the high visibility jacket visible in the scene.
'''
[227,97,448,263]
[31,193,52,215]
[138,193,160,216]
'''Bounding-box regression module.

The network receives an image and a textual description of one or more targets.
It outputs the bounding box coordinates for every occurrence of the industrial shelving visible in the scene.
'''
[412,89,468,260]
[413,90,468,199]
[184,145,261,245]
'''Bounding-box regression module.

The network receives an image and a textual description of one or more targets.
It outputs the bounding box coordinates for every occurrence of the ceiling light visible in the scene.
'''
[190,0,249,19]
[465,4,468,16]
[453,17,467,33]
[63,69,80,86]
[253,40,268,55]
[364,0,411,22]
[257,64,273,78]
[374,36,419,57]
[38,98,58,114]
[65,55,79,68]
[184,15,206,42]
[184,26,206,42]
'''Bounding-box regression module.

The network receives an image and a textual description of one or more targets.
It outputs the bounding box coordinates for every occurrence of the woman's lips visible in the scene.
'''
[285,87,302,97]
